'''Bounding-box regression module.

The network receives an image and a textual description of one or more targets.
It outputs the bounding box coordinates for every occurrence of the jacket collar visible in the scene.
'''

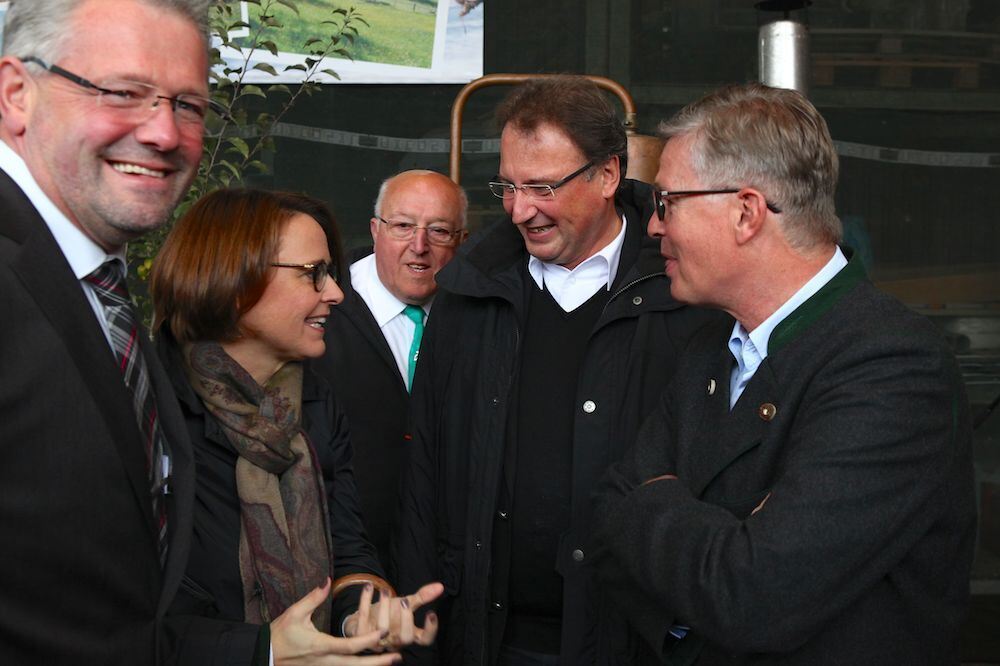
[768,246,865,355]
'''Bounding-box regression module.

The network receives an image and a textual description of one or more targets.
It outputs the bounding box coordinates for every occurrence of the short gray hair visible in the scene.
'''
[659,83,841,249]
[374,169,469,229]
[2,0,211,61]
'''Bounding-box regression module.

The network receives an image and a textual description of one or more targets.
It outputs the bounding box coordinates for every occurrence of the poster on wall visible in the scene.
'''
[216,0,483,84]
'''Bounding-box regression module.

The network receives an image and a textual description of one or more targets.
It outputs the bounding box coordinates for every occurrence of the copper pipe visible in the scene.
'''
[449,73,639,185]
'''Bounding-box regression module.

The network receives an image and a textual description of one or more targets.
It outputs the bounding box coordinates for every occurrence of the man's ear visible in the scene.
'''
[733,188,769,245]
[370,217,380,246]
[599,154,621,199]
[0,57,34,137]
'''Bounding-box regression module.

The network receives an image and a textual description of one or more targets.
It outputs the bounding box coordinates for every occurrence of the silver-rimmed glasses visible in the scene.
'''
[21,56,231,127]
[488,161,595,200]
[376,217,466,247]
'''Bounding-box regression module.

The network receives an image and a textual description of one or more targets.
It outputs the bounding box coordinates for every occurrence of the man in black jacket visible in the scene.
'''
[316,169,467,571]
[394,76,720,666]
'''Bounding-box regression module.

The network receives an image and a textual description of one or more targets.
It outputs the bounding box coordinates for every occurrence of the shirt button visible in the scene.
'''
[632,296,643,305]
[497,510,509,520]
[491,397,499,406]
[572,549,585,562]
[474,540,482,550]
[492,600,504,611]
[583,400,597,414]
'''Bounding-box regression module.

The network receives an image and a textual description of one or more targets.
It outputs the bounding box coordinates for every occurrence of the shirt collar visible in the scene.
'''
[729,246,848,365]
[349,253,429,327]
[527,212,627,291]
[0,139,124,277]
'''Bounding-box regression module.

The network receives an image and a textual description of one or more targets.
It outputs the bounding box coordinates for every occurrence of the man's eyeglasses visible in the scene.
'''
[377,217,466,247]
[488,161,595,200]
[22,56,231,126]
[270,261,337,292]
[653,188,782,221]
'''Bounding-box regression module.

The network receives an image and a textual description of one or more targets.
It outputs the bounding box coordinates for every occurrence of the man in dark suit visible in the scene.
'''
[0,0,210,661]
[315,169,467,572]
[589,83,977,664]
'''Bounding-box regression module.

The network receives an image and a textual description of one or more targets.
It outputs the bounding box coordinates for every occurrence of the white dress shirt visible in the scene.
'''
[350,253,429,390]
[527,214,627,312]
[728,246,849,408]
[0,138,125,350]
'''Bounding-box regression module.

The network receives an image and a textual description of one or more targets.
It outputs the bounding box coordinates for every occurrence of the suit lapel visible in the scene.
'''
[5,181,157,546]
[344,289,406,388]
[141,331,194,612]
[684,354,779,498]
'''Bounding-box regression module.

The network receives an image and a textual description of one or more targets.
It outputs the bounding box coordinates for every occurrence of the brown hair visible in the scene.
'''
[495,75,628,177]
[151,188,343,343]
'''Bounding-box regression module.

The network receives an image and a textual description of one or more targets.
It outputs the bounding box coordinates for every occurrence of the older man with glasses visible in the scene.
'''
[315,169,468,575]
[393,76,720,666]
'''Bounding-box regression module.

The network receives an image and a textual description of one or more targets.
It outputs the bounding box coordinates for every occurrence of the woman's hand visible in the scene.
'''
[271,578,402,665]
[344,581,444,651]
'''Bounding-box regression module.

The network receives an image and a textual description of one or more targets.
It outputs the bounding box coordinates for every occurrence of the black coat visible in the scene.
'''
[590,253,977,664]
[394,180,724,665]
[0,170,195,664]
[158,334,385,665]
[313,253,410,576]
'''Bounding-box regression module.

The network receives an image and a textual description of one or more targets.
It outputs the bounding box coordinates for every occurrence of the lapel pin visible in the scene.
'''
[758,403,777,421]
[707,379,717,395]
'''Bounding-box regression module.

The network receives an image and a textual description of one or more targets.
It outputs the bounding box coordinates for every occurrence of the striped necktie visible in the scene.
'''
[402,304,426,391]
[85,261,169,566]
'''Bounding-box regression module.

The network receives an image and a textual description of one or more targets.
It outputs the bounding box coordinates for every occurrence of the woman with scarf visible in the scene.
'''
[151,188,441,665]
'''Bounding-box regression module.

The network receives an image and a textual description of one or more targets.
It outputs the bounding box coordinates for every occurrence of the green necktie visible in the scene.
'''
[402,304,425,391]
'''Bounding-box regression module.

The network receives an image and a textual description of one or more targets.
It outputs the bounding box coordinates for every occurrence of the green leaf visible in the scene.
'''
[228,20,250,30]
[269,84,291,95]
[275,0,299,14]
[303,37,322,47]
[321,69,341,80]
[252,62,279,76]
[241,84,267,97]
[283,63,308,72]
[227,136,251,159]
[259,39,278,56]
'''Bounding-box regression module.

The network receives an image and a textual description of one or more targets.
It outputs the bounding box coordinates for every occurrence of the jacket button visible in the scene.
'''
[474,540,482,549]
[572,549,585,562]
[491,397,499,406]
[582,400,597,414]
[497,510,509,520]
[492,600,504,611]
[632,296,643,305]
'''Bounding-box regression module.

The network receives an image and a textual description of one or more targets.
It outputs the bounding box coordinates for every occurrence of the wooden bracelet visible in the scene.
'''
[330,573,396,599]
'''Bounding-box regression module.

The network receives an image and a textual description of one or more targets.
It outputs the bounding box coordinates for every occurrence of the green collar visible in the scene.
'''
[768,247,866,355]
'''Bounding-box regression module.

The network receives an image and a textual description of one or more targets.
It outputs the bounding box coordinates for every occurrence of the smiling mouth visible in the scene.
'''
[306,316,327,330]
[525,224,554,235]
[110,161,167,179]
[407,263,430,272]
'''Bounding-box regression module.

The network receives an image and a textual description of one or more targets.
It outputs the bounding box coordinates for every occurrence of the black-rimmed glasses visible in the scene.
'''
[376,217,466,247]
[653,188,782,221]
[488,161,595,200]
[270,261,336,292]
[21,56,231,126]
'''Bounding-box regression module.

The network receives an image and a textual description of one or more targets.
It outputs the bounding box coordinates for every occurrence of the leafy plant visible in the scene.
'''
[129,0,367,290]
